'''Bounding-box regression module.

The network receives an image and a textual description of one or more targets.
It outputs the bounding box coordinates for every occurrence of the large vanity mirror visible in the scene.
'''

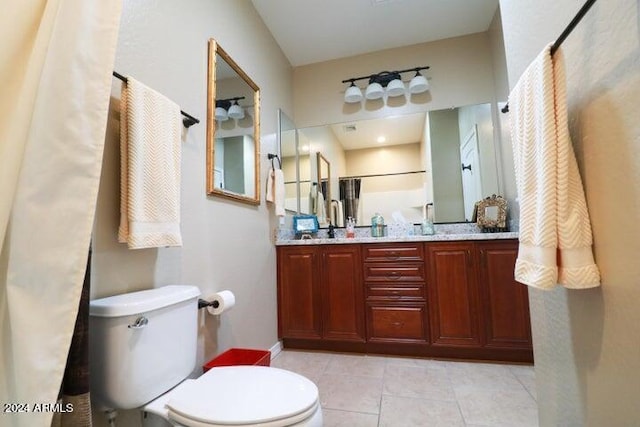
[207,39,261,204]
[282,103,502,226]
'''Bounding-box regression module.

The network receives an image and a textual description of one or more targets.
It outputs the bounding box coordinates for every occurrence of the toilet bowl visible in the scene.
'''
[143,366,322,427]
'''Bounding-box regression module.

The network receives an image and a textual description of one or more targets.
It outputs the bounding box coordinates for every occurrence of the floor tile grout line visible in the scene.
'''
[277,349,537,426]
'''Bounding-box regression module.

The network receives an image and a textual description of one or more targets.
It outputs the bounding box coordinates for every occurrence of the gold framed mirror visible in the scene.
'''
[207,39,261,204]
[474,195,508,232]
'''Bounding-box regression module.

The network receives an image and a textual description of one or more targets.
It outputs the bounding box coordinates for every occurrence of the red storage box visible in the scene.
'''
[203,348,271,372]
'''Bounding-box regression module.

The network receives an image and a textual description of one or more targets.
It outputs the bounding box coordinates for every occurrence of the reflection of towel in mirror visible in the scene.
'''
[509,44,600,290]
[118,76,182,249]
[332,200,344,227]
[316,191,326,225]
[266,167,285,216]
[309,184,317,214]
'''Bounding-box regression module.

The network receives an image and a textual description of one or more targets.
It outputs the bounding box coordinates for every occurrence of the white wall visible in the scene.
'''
[293,32,497,128]
[93,0,292,425]
[500,0,640,424]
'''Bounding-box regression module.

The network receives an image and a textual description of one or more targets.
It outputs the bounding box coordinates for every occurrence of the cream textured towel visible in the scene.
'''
[118,77,183,249]
[316,191,326,225]
[509,44,600,289]
[273,169,285,217]
[265,167,275,202]
[266,167,285,217]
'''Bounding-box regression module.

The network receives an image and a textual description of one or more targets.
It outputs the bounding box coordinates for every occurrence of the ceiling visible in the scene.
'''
[292,112,425,155]
[329,113,426,151]
[251,0,500,66]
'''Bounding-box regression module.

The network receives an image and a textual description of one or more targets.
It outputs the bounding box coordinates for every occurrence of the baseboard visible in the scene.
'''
[269,341,283,360]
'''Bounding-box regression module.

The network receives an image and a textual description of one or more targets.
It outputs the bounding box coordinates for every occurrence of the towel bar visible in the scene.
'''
[112,71,200,128]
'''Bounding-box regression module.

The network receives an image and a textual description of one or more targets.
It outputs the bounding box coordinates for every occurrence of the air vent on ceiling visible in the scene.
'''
[343,124,357,132]
[371,0,403,5]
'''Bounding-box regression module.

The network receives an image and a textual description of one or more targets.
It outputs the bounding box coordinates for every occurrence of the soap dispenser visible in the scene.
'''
[328,223,335,239]
[371,213,385,237]
[345,217,355,238]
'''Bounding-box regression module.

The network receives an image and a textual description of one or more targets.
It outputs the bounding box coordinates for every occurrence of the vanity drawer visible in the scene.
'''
[366,284,425,300]
[363,263,425,282]
[366,304,427,341]
[363,244,424,262]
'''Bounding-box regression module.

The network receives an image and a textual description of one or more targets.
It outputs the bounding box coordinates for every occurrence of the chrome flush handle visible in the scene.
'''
[128,316,149,329]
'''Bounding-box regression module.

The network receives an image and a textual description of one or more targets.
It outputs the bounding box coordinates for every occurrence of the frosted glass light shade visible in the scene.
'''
[344,84,363,103]
[365,82,384,100]
[386,78,405,97]
[215,107,229,121]
[409,74,429,94]
[228,103,244,119]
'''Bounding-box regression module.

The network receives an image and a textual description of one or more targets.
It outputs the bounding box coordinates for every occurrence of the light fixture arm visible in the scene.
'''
[341,66,430,86]
[215,96,246,109]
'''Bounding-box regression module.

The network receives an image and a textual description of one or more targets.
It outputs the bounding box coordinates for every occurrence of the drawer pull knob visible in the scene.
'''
[392,321,404,328]
[386,251,400,260]
[388,271,401,280]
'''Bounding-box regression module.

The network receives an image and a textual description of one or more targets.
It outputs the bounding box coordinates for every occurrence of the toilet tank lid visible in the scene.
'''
[90,285,201,317]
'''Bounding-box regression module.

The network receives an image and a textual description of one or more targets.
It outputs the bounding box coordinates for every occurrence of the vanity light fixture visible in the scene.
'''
[408,70,429,94]
[214,105,228,121]
[342,66,430,104]
[344,82,363,103]
[227,100,245,120]
[215,96,246,121]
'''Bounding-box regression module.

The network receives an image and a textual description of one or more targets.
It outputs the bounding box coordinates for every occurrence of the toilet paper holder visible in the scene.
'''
[198,298,219,310]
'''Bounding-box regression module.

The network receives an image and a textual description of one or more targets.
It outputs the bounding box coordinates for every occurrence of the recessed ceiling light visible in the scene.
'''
[377,136,386,143]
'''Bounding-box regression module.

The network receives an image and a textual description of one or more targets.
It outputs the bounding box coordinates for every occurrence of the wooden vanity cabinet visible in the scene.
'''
[362,243,428,344]
[277,245,365,344]
[277,239,532,363]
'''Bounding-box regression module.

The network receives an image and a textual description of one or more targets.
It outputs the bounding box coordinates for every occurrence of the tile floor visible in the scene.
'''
[271,349,538,427]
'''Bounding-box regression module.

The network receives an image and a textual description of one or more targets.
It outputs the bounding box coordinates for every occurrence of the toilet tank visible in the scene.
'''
[89,285,201,410]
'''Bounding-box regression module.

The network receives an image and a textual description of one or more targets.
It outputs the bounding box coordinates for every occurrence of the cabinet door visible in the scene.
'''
[277,246,322,339]
[427,242,482,347]
[477,241,532,349]
[321,245,365,341]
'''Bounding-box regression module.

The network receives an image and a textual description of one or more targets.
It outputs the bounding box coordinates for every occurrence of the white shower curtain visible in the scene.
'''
[0,1,121,426]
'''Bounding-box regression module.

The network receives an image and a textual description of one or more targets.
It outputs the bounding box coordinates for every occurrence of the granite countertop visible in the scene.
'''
[275,222,518,246]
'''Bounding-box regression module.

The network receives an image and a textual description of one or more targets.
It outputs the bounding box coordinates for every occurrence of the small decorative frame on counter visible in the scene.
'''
[474,195,508,233]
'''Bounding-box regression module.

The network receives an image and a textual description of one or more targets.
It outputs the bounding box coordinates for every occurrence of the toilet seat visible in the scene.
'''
[161,366,320,427]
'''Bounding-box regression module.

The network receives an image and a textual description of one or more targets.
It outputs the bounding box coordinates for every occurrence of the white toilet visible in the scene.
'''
[89,285,322,426]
